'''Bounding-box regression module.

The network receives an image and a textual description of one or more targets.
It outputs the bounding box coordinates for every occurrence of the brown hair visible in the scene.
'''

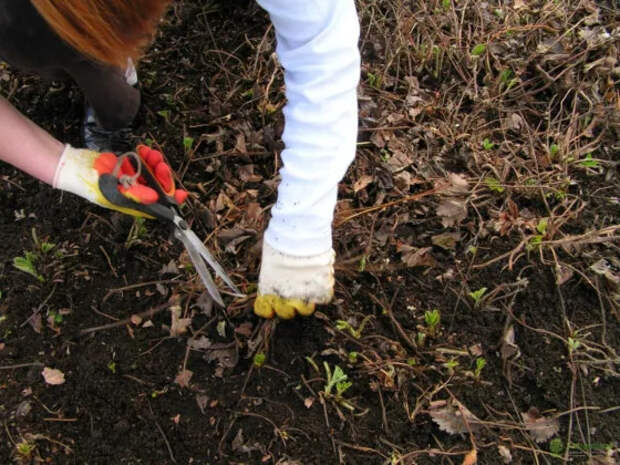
[31,0,171,67]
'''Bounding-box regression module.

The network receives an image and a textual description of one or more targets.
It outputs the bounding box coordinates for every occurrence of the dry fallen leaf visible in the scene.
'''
[188,336,212,350]
[437,172,469,196]
[432,232,461,250]
[469,343,483,357]
[462,449,477,465]
[437,199,468,228]
[205,343,239,369]
[429,398,481,434]
[169,306,192,337]
[196,394,209,414]
[42,367,65,385]
[555,264,574,286]
[498,445,513,464]
[522,408,560,443]
[175,369,193,388]
[397,244,436,268]
[501,325,521,361]
[353,174,374,193]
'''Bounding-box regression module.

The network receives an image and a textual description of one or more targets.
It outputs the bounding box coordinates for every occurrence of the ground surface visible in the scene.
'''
[1,1,619,464]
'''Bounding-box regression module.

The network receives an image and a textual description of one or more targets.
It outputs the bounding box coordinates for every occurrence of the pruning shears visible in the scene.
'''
[98,150,242,307]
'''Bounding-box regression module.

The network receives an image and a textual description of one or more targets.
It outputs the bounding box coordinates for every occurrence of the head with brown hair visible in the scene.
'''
[30,0,171,67]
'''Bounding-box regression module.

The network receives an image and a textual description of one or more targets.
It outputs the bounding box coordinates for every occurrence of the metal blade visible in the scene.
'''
[184,229,244,296]
[174,228,225,307]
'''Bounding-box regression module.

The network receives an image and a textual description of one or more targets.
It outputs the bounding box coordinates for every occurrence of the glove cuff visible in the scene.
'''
[53,145,102,204]
[258,240,335,303]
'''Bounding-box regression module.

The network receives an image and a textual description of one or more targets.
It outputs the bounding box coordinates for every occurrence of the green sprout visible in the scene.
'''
[443,358,459,375]
[323,363,352,397]
[567,337,581,354]
[305,356,320,373]
[468,287,487,306]
[13,252,44,282]
[485,177,505,193]
[442,0,451,9]
[107,361,117,374]
[474,357,486,379]
[32,228,55,253]
[335,316,372,339]
[424,309,440,337]
[366,72,382,89]
[527,218,549,251]
[482,138,495,150]
[499,68,517,90]
[471,43,487,57]
[549,143,560,159]
[16,441,36,458]
[549,438,564,455]
[348,351,359,364]
[536,218,548,235]
[126,217,148,248]
[579,153,599,168]
[358,255,367,272]
[48,310,63,325]
[322,363,354,411]
[253,352,266,368]
[183,136,194,153]
[157,109,171,121]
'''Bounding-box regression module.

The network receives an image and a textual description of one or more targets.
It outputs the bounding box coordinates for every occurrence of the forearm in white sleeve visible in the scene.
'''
[256,0,361,257]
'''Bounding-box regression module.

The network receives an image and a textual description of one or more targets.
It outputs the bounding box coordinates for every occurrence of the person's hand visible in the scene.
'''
[53,145,188,215]
[253,242,335,319]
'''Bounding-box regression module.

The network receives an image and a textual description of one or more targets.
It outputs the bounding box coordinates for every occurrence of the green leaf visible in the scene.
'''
[358,255,367,272]
[471,43,487,56]
[527,234,544,251]
[468,287,487,303]
[579,153,599,168]
[13,255,44,282]
[485,177,505,193]
[183,136,194,152]
[253,352,266,368]
[41,242,55,253]
[336,380,352,395]
[424,309,440,328]
[442,0,451,9]
[549,438,564,455]
[499,69,513,84]
[549,144,560,158]
[367,72,381,89]
[157,109,171,121]
[536,218,548,235]
[482,138,495,150]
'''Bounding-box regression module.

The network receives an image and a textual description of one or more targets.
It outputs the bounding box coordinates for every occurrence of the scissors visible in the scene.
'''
[98,151,243,307]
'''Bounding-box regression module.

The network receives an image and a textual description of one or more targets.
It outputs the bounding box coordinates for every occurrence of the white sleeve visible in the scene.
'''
[256,0,360,257]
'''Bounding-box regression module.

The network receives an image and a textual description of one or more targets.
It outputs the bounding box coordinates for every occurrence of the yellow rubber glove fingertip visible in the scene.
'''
[273,297,297,320]
[253,295,276,319]
[289,299,316,317]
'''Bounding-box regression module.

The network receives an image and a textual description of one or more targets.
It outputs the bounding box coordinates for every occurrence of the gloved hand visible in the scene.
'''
[53,144,188,215]
[254,241,335,319]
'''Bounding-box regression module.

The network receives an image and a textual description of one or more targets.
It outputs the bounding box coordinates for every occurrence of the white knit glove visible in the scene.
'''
[254,241,335,319]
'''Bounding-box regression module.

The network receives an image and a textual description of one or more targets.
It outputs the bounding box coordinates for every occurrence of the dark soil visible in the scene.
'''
[1,1,618,464]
